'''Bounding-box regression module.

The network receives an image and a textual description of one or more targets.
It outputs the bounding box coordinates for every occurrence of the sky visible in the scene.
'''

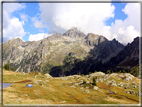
[1,0,141,45]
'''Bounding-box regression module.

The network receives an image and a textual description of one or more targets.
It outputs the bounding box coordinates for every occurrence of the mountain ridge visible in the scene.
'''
[1,28,139,76]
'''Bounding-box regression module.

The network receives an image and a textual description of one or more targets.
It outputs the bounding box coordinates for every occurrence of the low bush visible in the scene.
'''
[92,77,97,86]
[4,63,10,70]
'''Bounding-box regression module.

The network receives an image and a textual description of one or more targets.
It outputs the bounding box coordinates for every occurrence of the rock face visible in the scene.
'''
[85,33,107,47]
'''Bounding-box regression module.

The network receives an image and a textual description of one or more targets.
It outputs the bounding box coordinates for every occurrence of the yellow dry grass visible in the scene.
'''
[1,69,140,105]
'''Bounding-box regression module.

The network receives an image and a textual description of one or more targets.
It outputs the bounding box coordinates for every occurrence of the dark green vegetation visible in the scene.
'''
[4,63,10,70]
[106,70,111,74]
[10,66,15,71]
[92,77,97,86]
[130,65,139,77]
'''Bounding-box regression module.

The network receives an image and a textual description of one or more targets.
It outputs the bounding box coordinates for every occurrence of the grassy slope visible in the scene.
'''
[2,69,140,105]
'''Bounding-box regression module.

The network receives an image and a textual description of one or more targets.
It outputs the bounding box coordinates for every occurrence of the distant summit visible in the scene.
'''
[63,27,86,38]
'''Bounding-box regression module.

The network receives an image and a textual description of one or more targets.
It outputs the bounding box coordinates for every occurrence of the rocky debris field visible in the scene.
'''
[2,70,141,105]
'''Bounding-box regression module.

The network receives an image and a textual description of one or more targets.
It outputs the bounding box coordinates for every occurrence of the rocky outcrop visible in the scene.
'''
[85,33,107,47]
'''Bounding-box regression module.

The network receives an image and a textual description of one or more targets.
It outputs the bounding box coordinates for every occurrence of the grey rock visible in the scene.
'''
[84,90,90,93]
[86,86,89,89]
[70,85,76,88]
[89,72,105,78]
[118,82,124,87]
[93,86,99,90]
[45,73,52,79]
[110,82,117,86]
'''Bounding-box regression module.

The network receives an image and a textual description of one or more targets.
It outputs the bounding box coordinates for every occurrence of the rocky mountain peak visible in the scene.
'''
[112,38,116,41]
[70,27,79,31]
[47,33,64,41]
[63,27,86,38]
[85,33,108,47]
[8,38,24,46]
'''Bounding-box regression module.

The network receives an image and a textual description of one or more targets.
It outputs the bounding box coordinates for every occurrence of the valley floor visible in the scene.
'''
[1,69,141,106]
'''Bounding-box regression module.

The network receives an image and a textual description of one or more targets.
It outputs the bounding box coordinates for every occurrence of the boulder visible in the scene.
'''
[110,82,117,86]
[85,75,89,78]
[86,81,90,84]
[97,78,103,82]
[126,91,130,94]
[67,76,74,79]
[70,85,76,88]
[93,86,99,90]
[60,77,68,81]
[118,73,125,78]
[74,83,79,86]
[104,74,110,80]
[73,75,81,79]
[110,73,118,76]
[106,80,116,85]
[89,72,105,78]
[45,73,52,79]
[123,77,133,81]
[86,86,89,89]
[124,73,135,78]
[118,82,124,87]
[85,90,90,93]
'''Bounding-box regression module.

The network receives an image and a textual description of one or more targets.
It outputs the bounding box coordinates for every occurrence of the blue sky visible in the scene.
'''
[105,3,127,26]
[3,2,140,45]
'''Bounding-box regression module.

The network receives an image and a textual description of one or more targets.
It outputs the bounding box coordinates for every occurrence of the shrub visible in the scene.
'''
[83,80,86,84]
[10,66,15,71]
[4,63,10,70]
[92,77,97,86]
[130,65,139,77]
[122,70,126,73]
[106,70,111,74]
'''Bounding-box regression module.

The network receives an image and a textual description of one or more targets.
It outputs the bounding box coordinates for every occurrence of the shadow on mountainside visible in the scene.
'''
[49,37,140,77]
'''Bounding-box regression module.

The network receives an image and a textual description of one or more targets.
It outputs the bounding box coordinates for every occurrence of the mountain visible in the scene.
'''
[104,37,140,71]
[1,27,139,77]
[56,37,140,77]
[63,27,86,38]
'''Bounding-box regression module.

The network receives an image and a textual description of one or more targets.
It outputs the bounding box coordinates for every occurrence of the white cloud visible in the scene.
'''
[109,3,140,45]
[3,18,26,40]
[3,3,26,43]
[20,13,29,22]
[3,3,26,13]
[31,14,47,28]
[38,3,115,35]
[37,3,140,45]
[28,33,52,41]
